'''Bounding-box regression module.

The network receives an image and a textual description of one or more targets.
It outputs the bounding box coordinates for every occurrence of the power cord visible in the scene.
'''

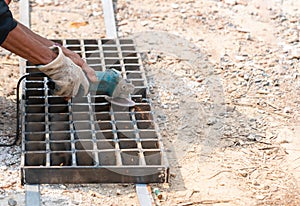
[0,72,46,147]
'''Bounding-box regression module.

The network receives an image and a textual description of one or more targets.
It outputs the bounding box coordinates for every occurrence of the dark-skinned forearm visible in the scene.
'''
[3,21,97,82]
[1,23,57,65]
[17,22,86,67]
[17,22,56,47]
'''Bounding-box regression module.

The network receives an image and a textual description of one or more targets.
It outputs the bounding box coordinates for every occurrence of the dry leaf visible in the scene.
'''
[70,21,88,28]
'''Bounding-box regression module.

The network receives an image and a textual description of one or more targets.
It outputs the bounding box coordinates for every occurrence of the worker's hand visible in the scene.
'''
[60,46,98,83]
[38,45,90,97]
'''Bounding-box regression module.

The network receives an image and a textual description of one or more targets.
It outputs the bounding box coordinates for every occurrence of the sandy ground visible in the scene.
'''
[0,0,300,205]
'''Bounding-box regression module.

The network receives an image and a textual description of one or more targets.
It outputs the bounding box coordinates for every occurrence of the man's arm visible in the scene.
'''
[16,23,97,82]
[2,23,58,64]
[0,0,96,96]
[1,23,91,97]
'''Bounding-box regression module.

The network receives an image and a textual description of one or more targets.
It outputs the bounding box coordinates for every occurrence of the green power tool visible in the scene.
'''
[86,69,135,107]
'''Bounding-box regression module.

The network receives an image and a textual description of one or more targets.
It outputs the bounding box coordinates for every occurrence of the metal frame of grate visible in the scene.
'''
[20,39,169,184]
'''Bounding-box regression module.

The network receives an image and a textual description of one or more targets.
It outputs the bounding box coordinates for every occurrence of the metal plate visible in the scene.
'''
[20,39,169,184]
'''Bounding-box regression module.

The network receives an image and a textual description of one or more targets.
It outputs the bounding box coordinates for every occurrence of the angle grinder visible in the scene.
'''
[78,68,135,107]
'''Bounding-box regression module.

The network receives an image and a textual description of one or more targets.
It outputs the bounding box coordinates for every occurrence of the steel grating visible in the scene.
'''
[20,39,169,184]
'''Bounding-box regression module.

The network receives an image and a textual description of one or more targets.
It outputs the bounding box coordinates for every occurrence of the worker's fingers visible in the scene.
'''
[60,46,84,67]
[81,62,98,83]
[60,47,97,83]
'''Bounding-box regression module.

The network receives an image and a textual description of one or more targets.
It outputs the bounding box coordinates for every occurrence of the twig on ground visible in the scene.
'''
[258,146,279,150]
[232,102,291,118]
[0,181,17,189]
[208,170,233,179]
[178,199,231,205]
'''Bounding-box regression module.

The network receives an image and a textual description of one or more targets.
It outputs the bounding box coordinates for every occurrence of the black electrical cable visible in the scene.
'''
[0,72,46,147]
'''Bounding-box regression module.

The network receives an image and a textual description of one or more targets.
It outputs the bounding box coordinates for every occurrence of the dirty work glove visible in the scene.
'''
[38,46,89,96]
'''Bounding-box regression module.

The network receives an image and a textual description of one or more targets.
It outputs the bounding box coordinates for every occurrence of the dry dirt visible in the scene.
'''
[0,0,300,205]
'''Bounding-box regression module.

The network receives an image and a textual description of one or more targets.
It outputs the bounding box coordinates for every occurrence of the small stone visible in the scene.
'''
[60,185,67,189]
[171,3,179,9]
[287,30,299,43]
[246,33,252,40]
[247,133,258,141]
[170,172,177,178]
[289,48,300,59]
[35,0,44,6]
[140,21,149,26]
[72,200,80,205]
[54,0,59,6]
[8,198,17,206]
[283,107,291,113]
[187,147,196,152]
[236,0,248,6]
[207,117,217,125]
[224,0,237,6]
[235,55,247,61]
[162,104,169,109]
[116,189,121,195]
[243,73,250,81]
[44,0,53,5]
[92,11,101,17]
[256,195,266,200]
[289,17,298,23]
[158,114,167,122]
[257,89,269,94]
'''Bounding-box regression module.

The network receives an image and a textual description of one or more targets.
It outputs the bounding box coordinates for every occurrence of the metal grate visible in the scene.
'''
[20,39,169,184]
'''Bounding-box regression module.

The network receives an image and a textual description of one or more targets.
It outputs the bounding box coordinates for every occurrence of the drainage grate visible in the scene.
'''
[20,39,169,184]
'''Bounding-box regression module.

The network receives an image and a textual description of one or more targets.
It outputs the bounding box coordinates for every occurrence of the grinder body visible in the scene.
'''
[89,69,120,96]
[87,69,135,107]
